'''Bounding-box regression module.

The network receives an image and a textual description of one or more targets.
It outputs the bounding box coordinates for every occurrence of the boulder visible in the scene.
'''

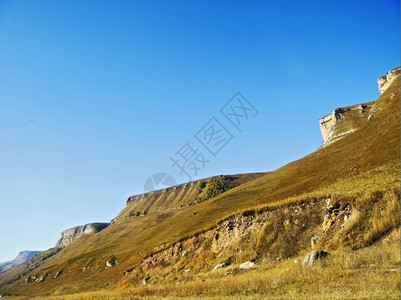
[106,257,118,268]
[302,250,329,266]
[25,275,36,284]
[239,261,254,270]
[36,274,47,282]
[213,262,229,271]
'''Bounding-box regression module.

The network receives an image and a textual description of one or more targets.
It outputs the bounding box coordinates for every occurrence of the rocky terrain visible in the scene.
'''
[378,66,400,94]
[319,101,374,147]
[55,223,110,247]
[319,66,400,147]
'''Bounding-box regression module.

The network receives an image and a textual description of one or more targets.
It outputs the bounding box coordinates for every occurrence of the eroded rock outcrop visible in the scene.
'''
[121,187,397,286]
[122,199,325,283]
[319,66,400,147]
[378,67,400,94]
[301,250,329,266]
[55,223,109,247]
[319,102,374,147]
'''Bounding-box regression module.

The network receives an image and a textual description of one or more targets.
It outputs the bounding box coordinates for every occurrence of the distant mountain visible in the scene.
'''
[0,251,41,272]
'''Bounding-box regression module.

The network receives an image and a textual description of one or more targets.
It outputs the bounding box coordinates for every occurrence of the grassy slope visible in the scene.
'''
[0,78,399,297]
[116,172,267,219]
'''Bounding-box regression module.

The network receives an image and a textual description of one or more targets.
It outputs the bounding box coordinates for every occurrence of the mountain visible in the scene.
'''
[0,67,399,299]
[0,251,41,272]
[55,223,110,247]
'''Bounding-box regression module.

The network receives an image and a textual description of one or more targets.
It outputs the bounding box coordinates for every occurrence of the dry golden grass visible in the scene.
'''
[29,230,400,299]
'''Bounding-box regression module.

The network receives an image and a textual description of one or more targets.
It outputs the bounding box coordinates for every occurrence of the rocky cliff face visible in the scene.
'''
[319,102,374,147]
[319,67,400,147]
[378,67,400,94]
[55,223,109,247]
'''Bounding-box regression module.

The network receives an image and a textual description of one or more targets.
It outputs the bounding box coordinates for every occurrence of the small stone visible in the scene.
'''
[302,250,329,267]
[142,276,150,285]
[213,262,229,271]
[239,261,254,270]
[106,257,118,268]
[36,274,47,282]
[311,235,320,248]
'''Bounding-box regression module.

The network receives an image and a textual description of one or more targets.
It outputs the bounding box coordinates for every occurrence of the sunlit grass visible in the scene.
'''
[32,230,400,299]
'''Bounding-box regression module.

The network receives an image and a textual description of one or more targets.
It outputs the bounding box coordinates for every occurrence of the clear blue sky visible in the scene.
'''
[0,0,399,262]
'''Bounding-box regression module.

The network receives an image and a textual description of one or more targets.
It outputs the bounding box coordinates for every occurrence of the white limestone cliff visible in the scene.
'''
[56,223,109,247]
[319,66,400,147]
[378,67,400,94]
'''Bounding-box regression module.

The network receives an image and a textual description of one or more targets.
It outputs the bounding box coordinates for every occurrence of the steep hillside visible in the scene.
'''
[0,68,399,299]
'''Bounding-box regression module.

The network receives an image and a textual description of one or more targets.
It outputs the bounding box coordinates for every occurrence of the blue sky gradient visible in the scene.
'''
[0,0,399,261]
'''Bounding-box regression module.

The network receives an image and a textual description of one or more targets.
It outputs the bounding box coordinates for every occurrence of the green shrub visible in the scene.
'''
[191,176,239,205]
[204,175,239,201]
[27,247,63,266]
[197,180,207,189]
[130,210,147,217]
